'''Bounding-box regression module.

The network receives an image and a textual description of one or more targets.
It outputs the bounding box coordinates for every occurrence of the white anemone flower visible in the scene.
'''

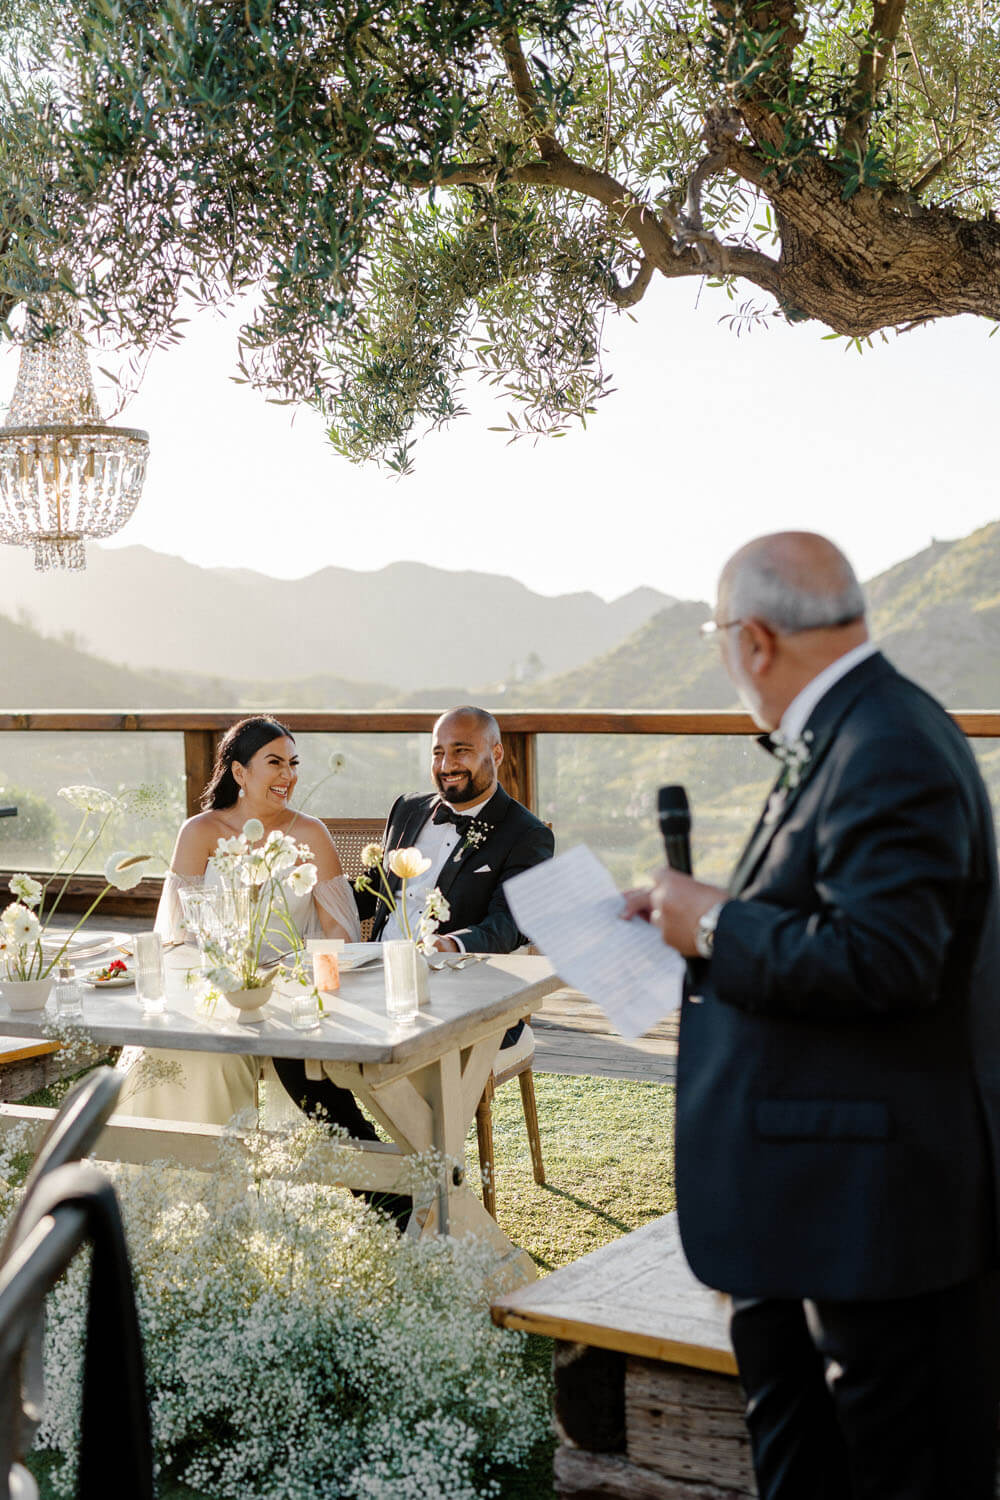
[387,848,432,880]
[287,863,318,897]
[265,833,298,874]
[104,851,151,891]
[10,909,40,946]
[9,874,42,908]
[242,818,265,843]
[206,966,241,994]
[58,785,121,814]
[239,854,269,887]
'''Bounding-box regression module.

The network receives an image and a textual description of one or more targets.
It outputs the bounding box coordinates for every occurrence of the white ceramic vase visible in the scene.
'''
[225,978,274,1019]
[3,977,52,1012]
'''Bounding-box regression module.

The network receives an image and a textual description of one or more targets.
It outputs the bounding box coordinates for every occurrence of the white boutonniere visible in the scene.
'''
[454,820,489,861]
[762,729,814,825]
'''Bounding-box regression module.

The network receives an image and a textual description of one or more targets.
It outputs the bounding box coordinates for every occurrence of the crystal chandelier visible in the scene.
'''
[0,305,149,571]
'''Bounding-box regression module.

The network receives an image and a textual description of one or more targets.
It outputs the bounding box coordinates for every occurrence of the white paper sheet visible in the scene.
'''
[504,844,685,1040]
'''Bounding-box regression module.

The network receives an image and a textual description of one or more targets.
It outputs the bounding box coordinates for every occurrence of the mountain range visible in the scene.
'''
[0,544,670,695]
[1,522,1000,710]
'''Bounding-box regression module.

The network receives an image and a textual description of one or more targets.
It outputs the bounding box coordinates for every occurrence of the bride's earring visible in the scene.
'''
[238,786,244,799]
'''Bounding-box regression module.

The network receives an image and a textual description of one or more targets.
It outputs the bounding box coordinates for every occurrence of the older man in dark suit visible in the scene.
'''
[626,533,1000,1499]
[275,705,553,1132]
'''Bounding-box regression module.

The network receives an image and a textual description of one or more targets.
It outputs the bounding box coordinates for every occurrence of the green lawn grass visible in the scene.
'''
[23,1069,676,1499]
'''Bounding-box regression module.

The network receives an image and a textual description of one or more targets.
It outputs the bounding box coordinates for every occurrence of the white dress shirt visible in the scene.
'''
[779,640,879,742]
[381,789,497,945]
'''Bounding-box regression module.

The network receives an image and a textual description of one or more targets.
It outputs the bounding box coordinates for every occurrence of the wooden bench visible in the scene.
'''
[0,1038,77,1103]
[492,1213,756,1498]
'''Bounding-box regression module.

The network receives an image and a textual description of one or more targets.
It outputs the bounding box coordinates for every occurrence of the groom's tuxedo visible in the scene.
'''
[678,650,1000,1300]
[356,785,554,952]
[678,650,1000,1498]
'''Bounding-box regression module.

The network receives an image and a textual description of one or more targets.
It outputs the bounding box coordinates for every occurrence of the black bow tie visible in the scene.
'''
[432,804,473,836]
[757,734,777,757]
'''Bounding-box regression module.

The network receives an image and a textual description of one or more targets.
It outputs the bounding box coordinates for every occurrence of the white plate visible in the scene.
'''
[82,966,135,989]
[42,930,131,962]
[337,943,383,971]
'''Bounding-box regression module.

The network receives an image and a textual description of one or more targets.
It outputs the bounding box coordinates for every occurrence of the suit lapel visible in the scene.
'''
[436,786,510,902]
[383,795,436,899]
[728,652,891,896]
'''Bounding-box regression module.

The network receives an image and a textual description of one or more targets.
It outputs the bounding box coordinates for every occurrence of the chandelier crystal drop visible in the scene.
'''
[0,306,149,571]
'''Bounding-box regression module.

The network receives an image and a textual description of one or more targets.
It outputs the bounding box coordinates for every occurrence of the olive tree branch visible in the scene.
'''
[841,0,908,156]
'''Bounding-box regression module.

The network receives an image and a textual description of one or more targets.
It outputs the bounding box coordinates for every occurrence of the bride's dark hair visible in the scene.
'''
[201,716,295,811]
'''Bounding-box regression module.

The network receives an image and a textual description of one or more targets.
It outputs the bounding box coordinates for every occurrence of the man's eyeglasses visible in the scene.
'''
[699,618,744,641]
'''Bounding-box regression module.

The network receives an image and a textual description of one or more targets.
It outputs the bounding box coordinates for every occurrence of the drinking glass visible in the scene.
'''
[383,941,420,1022]
[52,978,83,1021]
[290,988,321,1031]
[134,932,166,1014]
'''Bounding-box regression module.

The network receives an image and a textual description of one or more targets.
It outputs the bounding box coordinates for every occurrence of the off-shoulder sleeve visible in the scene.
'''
[154,870,206,944]
[309,875,362,941]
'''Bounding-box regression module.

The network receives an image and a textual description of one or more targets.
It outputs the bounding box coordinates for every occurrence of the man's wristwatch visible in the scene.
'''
[694,901,725,959]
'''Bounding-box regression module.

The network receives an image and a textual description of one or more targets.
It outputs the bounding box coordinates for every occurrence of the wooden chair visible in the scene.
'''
[323,815,545,1219]
[322,817,384,939]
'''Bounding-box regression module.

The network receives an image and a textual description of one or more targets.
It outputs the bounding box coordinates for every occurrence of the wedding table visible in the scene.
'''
[0,946,561,1286]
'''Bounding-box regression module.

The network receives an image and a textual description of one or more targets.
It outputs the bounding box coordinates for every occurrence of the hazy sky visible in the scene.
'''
[2,276,995,605]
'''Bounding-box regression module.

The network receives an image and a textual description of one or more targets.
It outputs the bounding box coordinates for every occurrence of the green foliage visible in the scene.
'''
[0,782,56,865]
[0,1,996,462]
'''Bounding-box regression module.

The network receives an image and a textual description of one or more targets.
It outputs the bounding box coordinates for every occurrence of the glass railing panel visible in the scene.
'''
[536,733,773,889]
[0,732,186,875]
[290,732,431,824]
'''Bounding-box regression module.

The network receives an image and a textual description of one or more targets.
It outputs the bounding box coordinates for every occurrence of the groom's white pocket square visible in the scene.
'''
[474,864,492,874]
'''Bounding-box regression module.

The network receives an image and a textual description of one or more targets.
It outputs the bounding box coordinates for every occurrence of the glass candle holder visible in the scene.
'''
[307,939,343,993]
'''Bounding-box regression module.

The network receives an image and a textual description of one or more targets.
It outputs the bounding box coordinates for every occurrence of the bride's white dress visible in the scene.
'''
[115,862,361,1126]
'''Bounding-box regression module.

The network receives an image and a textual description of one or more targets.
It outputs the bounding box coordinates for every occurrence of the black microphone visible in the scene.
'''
[658,785,692,875]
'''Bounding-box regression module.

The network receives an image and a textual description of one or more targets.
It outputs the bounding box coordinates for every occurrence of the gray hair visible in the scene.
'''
[724,540,866,633]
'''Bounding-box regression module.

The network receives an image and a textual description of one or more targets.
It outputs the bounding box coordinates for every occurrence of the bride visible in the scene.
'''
[117,715,361,1125]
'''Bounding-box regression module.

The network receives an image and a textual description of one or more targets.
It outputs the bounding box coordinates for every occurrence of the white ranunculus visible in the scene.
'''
[58,784,121,814]
[104,851,151,891]
[242,818,265,843]
[287,863,318,897]
[9,873,42,908]
[10,909,40,946]
[387,848,432,881]
[2,902,27,930]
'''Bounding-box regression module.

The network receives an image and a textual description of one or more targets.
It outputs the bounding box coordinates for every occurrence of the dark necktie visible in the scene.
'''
[431,803,473,838]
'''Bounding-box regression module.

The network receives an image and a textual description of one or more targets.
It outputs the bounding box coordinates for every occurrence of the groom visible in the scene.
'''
[275,705,554,1132]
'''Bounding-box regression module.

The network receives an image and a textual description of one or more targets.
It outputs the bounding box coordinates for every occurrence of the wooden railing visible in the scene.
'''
[3,709,1000,914]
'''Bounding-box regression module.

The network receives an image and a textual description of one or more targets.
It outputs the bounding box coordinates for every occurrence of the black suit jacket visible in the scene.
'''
[355,785,554,953]
[677,652,1000,1301]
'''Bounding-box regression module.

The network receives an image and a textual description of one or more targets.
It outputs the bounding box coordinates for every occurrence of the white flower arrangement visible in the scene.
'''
[355,846,450,953]
[6,1122,548,1499]
[2,784,151,980]
[190,821,320,994]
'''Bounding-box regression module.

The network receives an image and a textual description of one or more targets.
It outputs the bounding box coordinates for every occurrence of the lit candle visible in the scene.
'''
[307,939,344,993]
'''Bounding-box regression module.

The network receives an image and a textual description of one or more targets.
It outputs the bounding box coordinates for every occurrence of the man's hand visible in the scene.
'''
[433,936,460,953]
[622,867,727,956]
